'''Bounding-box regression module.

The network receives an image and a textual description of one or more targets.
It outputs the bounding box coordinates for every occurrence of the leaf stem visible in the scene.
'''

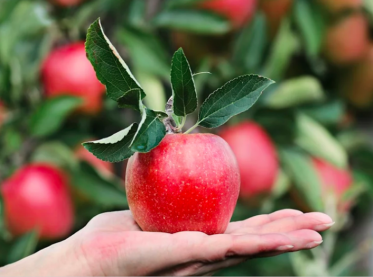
[179,116,187,130]
[184,122,199,134]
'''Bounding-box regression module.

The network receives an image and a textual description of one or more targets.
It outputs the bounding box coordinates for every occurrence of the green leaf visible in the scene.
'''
[83,123,138,162]
[0,194,8,239]
[130,103,167,153]
[164,0,204,9]
[29,96,82,137]
[263,18,300,80]
[7,230,38,264]
[233,13,267,71]
[71,162,127,208]
[197,74,274,128]
[295,113,347,168]
[293,0,326,57]
[116,27,170,79]
[302,100,345,125]
[171,48,197,116]
[264,76,324,108]
[280,148,324,212]
[153,9,230,35]
[31,142,78,170]
[85,18,145,110]
[136,71,167,112]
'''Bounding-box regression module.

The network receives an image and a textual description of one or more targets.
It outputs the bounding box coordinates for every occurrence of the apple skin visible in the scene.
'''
[125,133,240,235]
[342,45,373,108]
[312,158,352,211]
[41,42,105,115]
[260,0,293,37]
[318,0,362,13]
[49,0,85,7]
[323,13,369,65]
[219,121,278,201]
[0,164,74,239]
[75,143,114,177]
[198,0,257,28]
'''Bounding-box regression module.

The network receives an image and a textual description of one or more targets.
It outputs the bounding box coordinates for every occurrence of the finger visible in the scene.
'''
[226,209,303,233]
[254,212,334,234]
[192,257,247,276]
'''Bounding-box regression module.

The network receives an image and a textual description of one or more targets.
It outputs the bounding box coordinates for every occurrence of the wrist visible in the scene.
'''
[0,235,91,276]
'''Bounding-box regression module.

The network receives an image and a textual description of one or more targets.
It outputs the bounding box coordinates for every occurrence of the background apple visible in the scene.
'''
[318,0,362,13]
[323,13,369,65]
[125,134,240,235]
[197,0,257,28]
[49,0,85,7]
[1,164,74,239]
[41,42,105,115]
[260,0,293,37]
[219,121,278,202]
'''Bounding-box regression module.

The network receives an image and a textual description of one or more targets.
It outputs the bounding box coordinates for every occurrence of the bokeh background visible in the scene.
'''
[1,0,373,275]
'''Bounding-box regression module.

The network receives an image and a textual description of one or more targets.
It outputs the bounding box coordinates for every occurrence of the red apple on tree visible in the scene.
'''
[49,0,85,7]
[318,0,362,13]
[312,158,353,212]
[260,0,293,37]
[323,13,369,65]
[0,164,74,239]
[41,42,105,114]
[197,0,257,28]
[219,121,278,201]
[83,19,274,234]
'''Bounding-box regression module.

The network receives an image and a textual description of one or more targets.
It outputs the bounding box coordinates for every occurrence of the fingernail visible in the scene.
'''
[314,222,335,231]
[306,240,323,248]
[275,245,294,251]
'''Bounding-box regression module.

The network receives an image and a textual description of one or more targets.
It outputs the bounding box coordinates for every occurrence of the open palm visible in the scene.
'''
[73,209,333,276]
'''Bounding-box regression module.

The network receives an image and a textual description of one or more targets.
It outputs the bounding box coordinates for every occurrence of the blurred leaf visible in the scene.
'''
[293,0,326,57]
[290,250,329,276]
[194,58,212,95]
[197,75,274,129]
[153,9,230,35]
[83,123,138,162]
[0,194,9,239]
[86,19,145,110]
[263,18,299,81]
[7,230,38,264]
[233,13,267,71]
[341,181,367,204]
[137,72,167,111]
[171,48,197,116]
[128,0,146,27]
[2,128,22,154]
[295,113,347,168]
[29,96,82,137]
[264,76,324,109]
[116,26,170,79]
[280,148,324,211]
[71,162,127,207]
[164,0,204,9]
[130,104,167,152]
[272,169,291,199]
[302,100,345,125]
[31,142,78,170]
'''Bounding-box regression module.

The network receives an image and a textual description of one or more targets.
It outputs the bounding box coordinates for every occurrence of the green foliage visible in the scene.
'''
[171,48,198,117]
[7,231,38,264]
[198,75,274,128]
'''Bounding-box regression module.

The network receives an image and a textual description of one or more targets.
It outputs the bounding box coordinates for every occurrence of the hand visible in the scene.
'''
[0,209,333,276]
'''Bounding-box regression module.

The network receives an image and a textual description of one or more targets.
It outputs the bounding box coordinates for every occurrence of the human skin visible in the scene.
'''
[0,209,333,276]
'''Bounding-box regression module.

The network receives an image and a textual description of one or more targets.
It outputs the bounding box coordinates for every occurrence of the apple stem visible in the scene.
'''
[184,122,199,134]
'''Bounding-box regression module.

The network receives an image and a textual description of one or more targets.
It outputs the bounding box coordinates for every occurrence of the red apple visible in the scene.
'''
[197,0,257,28]
[341,45,373,108]
[260,0,293,37]
[49,0,85,7]
[125,133,240,235]
[41,42,105,114]
[323,13,369,65]
[219,121,278,201]
[312,158,352,211]
[318,0,362,13]
[1,164,74,239]
[75,143,114,177]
